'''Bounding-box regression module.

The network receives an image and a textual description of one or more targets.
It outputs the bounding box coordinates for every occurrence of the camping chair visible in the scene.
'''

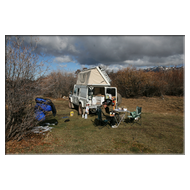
[128,106,142,126]
[93,107,110,129]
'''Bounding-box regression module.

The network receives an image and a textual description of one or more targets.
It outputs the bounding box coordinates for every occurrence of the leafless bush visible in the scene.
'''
[42,70,76,98]
[5,36,47,141]
[110,67,184,98]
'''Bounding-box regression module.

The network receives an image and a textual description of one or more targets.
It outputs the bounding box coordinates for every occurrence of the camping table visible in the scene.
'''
[113,109,130,127]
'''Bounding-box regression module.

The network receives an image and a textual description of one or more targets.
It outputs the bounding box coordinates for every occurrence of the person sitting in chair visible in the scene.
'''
[101,100,118,128]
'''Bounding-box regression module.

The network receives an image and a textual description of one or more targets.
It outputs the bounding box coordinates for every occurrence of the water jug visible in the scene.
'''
[85,112,87,119]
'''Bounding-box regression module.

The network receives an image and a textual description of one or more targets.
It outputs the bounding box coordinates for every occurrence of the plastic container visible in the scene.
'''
[101,96,105,104]
[70,111,74,116]
[92,97,97,105]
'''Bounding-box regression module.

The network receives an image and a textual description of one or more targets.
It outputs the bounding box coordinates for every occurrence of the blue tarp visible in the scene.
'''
[35,103,52,112]
[34,98,56,121]
[35,110,46,121]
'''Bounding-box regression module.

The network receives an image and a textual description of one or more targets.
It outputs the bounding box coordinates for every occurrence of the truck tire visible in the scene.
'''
[69,100,74,109]
[90,108,97,114]
[78,103,82,115]
[117,93,122,106]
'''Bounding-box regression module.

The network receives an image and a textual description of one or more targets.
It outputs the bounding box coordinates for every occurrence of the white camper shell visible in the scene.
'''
[76,66,111,86]
[69,66,121,115]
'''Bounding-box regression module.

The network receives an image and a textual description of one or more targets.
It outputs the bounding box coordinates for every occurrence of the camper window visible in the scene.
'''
[88,88,93,98]
[106,88,116,96]
[93,87,105,95]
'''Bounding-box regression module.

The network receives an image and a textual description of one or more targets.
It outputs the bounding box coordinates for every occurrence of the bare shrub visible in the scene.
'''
[42,70,76,98]
[5,36,47,141]
[164,69,184,96]
[111,67,146,98]
[110,66,184,98]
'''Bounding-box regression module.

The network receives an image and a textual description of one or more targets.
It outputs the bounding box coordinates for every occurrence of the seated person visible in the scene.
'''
[101,100,118,128]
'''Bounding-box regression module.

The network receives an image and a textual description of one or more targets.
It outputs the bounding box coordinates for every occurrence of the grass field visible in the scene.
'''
[5,96,184,154]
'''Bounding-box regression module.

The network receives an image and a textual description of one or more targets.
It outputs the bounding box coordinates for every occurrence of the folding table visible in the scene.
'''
[113,109,130,127]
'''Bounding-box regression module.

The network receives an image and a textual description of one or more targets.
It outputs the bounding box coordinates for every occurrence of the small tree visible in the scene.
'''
[5,36,47,141]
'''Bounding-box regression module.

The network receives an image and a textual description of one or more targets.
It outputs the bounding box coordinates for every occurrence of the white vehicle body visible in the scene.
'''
[69,66,121,114]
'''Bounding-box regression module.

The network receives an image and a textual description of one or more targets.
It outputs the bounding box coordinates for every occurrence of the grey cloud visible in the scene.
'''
[22,36,78,57]
[22,35,184,67]
[71,36,184,66]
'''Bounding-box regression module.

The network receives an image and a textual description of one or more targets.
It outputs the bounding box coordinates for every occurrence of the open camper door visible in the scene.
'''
[105,87,117,106]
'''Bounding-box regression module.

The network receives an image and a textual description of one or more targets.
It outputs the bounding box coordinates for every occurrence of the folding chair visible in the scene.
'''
[93,107,109,129]
[128,106,142,126]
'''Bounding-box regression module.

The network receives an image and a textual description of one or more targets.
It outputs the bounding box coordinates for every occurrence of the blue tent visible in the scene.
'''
[34,98,56,121]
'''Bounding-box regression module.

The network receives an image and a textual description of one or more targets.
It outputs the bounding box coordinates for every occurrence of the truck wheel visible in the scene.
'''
[90,108,97,114]
[78,103,82,115]
[69,100,74,109]
[117,93,122,106]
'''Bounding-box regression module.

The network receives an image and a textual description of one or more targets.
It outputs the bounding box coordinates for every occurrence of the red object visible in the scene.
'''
[112,97,116,106]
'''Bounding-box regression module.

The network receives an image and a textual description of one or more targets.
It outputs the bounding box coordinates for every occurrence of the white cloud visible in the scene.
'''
[106,64,126,72]
[54,55,73,63]
[59,64,67,68]
[124,59,147,65]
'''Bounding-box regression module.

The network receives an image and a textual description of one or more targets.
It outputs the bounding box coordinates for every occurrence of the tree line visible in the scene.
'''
[109,66,184,98]
[45,66,184,99]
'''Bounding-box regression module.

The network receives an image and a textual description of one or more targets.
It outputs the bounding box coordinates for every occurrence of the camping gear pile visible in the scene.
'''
[34,97,56,121]
[32,98,57,134]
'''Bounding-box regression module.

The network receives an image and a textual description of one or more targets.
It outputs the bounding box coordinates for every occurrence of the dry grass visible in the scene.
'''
[5,95,184,154]
[122,96,184,115]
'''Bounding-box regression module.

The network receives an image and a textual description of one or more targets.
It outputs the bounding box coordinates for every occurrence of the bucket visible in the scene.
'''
[70,111,74,116]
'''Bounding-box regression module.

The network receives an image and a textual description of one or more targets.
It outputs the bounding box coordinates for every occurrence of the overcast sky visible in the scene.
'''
[23,36,184,72]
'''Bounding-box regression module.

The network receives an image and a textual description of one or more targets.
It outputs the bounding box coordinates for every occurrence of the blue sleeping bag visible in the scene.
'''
[34,98,56,121]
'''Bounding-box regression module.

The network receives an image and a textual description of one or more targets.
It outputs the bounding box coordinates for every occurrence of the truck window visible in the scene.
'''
[81,88,87,98]
[74,87,77,95]
[106,88,116,96]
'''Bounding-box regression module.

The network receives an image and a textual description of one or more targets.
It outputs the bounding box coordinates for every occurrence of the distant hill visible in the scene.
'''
[143,65,184,72]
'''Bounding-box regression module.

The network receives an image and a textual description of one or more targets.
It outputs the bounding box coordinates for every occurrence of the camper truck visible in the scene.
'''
[69,66,122,115]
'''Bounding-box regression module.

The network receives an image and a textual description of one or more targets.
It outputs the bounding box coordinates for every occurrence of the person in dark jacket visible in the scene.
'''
[101,100,118,128]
